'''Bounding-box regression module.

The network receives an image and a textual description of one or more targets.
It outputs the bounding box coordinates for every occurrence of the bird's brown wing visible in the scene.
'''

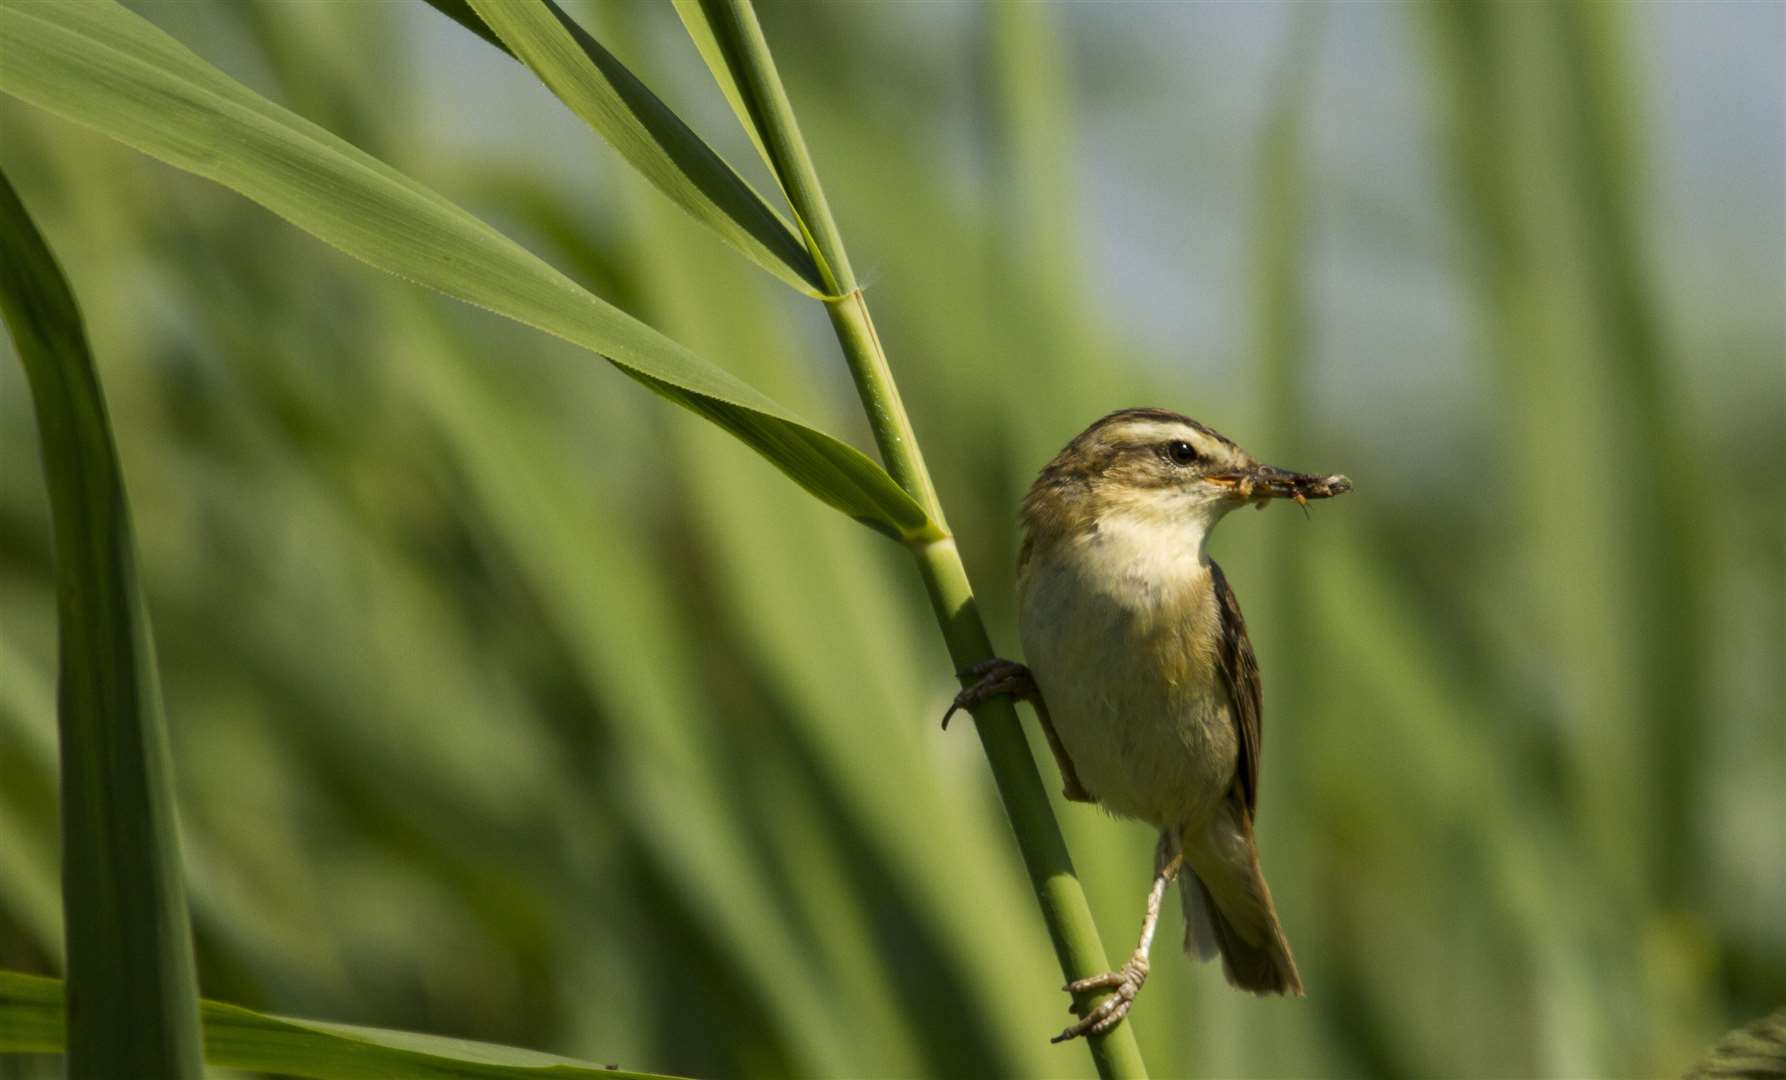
[1209,561,1262,815]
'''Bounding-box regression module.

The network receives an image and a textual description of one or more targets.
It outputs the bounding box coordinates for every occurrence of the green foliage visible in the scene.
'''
[449,0,825,296]
[0,1,1779,1078]
[0,972,678,1079]
[0,170,201,1077]
[0,0,933,542]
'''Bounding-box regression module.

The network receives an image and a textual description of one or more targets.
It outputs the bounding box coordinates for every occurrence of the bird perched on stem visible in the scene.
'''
[944,408,1351,1042]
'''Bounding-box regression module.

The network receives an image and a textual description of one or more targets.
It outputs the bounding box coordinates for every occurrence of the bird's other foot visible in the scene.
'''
[941,658,1036,730]
[1053,955,1149,1043]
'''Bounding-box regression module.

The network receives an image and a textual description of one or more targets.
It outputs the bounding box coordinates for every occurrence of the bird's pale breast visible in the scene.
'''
[1017,520,1239,830]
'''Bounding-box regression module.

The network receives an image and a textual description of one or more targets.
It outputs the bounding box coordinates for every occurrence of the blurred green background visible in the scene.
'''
[2,1,1781,1077]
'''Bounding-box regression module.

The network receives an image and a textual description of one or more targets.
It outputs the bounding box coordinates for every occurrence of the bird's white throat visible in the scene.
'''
[1067,508,1220,608]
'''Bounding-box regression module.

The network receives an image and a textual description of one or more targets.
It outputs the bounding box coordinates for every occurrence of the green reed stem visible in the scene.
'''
[698,2,1148,1075]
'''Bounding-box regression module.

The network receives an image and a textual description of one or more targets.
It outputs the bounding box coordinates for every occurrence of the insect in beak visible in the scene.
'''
[1210,465,1351,508]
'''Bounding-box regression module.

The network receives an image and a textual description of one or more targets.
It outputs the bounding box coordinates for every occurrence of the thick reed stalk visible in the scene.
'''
[700,3,1148,1076]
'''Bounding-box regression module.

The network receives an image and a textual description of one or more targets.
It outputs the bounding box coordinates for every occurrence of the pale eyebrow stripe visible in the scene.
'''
[1105,421,1197,445]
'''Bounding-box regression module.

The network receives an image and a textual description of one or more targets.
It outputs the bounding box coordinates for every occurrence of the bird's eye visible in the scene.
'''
[1165,439,1199,466]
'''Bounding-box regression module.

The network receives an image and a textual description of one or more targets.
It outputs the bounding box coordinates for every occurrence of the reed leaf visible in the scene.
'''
[0,971,680,1080]
[445,0,826,296]
[0,169,202,1078]
[0,0,935,544]
[668,0,777,176]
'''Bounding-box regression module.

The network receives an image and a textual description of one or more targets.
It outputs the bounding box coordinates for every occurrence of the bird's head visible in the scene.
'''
[1021,408,1351,551]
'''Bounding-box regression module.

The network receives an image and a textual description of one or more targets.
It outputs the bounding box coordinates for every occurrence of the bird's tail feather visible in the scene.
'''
[1180,806,1303,996]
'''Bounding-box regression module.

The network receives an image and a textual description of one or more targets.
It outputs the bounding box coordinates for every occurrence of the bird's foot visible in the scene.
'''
[941,658,1095,804]
[941,658,1036,730]
[1053,954,1149,1043]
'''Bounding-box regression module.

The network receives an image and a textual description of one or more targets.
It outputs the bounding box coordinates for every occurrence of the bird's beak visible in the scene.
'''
[1208,464,1352,507]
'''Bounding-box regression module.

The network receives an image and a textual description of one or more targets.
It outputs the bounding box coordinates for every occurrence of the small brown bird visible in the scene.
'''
[945,408,1351,1042]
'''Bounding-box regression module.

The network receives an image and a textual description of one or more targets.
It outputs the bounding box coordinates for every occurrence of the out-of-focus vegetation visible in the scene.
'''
[0,160,203,1078]
[0,970,677,1079]
[1,1,1780,1077]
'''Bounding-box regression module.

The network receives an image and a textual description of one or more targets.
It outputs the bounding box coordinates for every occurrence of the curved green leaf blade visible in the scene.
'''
[0,171,203,1077]
[0,971,682,1080]
[0,0,935,543]
[451,0,828,297]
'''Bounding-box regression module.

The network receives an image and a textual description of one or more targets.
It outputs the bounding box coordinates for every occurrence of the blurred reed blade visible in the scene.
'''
[0,169,202,1077]
[1420,1,1697,964]
[0,0,936,544]
[0,971,682,1080]
[444,0,827,297]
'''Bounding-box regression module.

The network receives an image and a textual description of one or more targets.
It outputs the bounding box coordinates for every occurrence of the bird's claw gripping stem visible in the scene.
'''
[941,659,1095,803]
[1052,844,1182,1044]
[1054,955,1150,1043]
[942,658,1035,730]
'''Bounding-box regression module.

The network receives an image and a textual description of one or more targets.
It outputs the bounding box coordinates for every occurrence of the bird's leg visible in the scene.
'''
[1029,693,1095,804]
[1053,836,1185,1044]
[942,658,1094,803]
